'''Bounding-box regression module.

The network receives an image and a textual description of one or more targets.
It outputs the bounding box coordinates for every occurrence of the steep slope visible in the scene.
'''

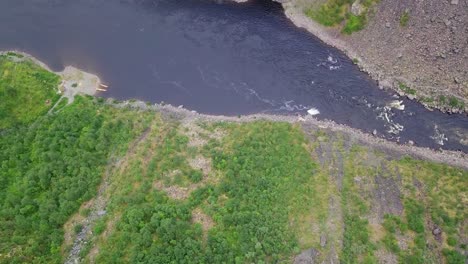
[265,0,468,112]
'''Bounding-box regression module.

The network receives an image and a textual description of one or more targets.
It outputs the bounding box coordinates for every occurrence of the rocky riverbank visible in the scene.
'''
[233,0,468,113]
[4,50,466,168]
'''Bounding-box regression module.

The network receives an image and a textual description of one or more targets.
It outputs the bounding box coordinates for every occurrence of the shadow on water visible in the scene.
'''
[0,0,466,152]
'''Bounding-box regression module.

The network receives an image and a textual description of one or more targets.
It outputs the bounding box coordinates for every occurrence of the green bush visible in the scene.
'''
[447,236,457,247]
[307,4,345,26]
[405,199,425,233]
[398,82,416,95]
[342,14,367,34]
[400,11,410,27]
[74,224,83,234]
[442,249,465,264]
[189,170,203,183]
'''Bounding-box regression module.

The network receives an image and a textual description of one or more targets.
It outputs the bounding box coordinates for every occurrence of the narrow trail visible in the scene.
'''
[64,127,152,264]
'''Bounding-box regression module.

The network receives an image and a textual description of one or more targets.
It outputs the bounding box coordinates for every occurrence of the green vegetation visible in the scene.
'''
[305,0,350,26]
[0,97,154,263]
[90,121,316,263]
[305,0,378,34]
[400,11,410,27]
[0,57,466,264]
[398,82,416,95]
[448,96,465,109]
[0,54,60,128]
[342,14,366,34]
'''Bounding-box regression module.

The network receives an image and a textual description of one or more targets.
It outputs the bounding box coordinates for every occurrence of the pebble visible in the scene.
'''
[432,227,442,235]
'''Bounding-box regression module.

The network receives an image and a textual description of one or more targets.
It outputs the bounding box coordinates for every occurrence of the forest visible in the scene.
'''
[0,54,466,264]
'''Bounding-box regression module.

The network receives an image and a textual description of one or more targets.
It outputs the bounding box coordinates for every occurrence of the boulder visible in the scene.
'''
[351,0,365,16]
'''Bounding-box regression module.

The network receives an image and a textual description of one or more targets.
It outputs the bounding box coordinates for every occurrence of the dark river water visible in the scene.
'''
[1,0,467,152]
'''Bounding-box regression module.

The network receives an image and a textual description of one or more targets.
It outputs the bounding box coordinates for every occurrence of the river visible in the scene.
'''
[0,0,467,151]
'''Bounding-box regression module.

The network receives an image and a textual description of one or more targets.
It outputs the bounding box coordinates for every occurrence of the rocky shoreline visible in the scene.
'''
[232,0,467,114]
[2,51,467,169]
[112,99,468,170]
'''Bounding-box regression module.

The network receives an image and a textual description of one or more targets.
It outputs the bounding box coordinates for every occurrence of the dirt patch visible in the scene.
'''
[371,172,404,223]
[188,155,212,176]
[192,208,215,239]
[153,181,191,200]
[375,248,398,264]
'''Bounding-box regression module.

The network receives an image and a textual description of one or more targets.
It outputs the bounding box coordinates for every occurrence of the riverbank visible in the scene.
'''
[1,52,466,263]
[234,0,468,114]
[3,50,466,168]
[110,99,468,170]
[2,51,467,167]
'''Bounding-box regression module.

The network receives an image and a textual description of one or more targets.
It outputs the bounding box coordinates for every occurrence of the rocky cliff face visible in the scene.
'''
[238,0,468,112]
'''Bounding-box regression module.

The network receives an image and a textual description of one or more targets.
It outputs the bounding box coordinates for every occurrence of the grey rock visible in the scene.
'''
[351,0,365,16]
[451,0,459,4]
[444,19,451,26]
[432,227,441,235]
[294,248,318,264]
[373,129,377,135]
[320,234,327,247]
[385,22,391,28]
[97,210,106,216]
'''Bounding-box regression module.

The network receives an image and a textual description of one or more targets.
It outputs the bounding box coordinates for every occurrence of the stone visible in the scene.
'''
[432,227,441,236]
[385,22,391,28]
[444,19,451,26]
[294,248,317,264]
[451,0,459,4]
[373,129,377,135]
[320,234,327,247]
[351,0,365,16]
[408,140,414,145]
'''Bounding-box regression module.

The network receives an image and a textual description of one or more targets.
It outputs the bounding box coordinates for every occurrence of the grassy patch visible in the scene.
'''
[398,82,416,95]
[400,11,410,27]
[0,56,61,128]
[342,14,367,34]
[305,0,350,26]
[448,96,465,109]
[305,0,378,34]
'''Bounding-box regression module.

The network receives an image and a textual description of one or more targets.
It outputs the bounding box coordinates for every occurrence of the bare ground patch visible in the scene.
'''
[192,208,215,239]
